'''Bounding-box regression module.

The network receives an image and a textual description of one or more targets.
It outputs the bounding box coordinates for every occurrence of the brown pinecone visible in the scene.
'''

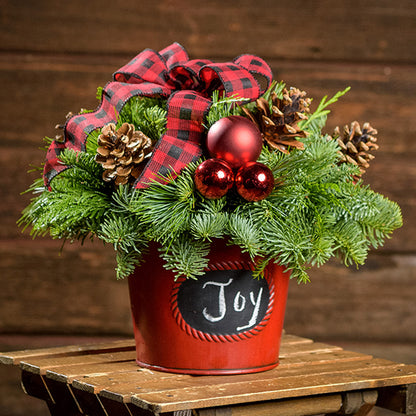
[332,121,378,175]
[242,87,311,153]
[95,122,153,185]
[54,112,74,143]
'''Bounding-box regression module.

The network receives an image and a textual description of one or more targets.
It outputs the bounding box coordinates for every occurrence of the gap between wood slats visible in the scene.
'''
[19,350,137,375]
[46,349,370,394]
[0,334,310,366]
[69,350,372,399]
[2,52,416,73]
[0,339,136,365]
[129,364,416,413]
[94,356,382,404]
[1,0,415,64]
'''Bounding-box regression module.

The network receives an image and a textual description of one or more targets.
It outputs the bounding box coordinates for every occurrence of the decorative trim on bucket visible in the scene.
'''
[170,260,275,342]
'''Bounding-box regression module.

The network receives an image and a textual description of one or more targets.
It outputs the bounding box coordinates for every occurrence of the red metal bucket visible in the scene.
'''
[128,240,290,375]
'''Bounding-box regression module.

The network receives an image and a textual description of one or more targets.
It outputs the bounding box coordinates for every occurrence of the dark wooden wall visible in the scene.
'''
[1,0,415,350]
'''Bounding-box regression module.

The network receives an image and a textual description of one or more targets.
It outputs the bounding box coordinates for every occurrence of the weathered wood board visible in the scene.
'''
[1,0,415,63]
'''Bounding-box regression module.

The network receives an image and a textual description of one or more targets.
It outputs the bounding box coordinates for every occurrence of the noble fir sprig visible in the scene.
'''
[119,96,167,142]
[205,91,249,129]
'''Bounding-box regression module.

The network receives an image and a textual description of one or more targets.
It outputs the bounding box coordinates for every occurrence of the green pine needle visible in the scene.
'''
[119,96,167,142]
[300,86,351,132]
[190,212,228,241]
[159,236,210,280]
[205,91,250,129]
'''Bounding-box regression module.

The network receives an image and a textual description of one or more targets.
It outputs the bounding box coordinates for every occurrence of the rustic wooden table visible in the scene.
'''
[1,334,415,416]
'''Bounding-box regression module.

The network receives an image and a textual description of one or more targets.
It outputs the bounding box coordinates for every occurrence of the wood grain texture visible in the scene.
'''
[2,335,416,415]
[0,0,415,350]
[1,0,415,63]
[196,395,344,416]
[0,338,135,366]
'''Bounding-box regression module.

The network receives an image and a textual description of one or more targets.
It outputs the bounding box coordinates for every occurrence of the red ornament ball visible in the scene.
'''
[235,162,275,201]
[206,115,263,169]
[194,159,234,199]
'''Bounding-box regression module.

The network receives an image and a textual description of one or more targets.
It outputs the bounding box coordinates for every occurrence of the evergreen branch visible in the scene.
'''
[110,185,141,213]
[227,214,262,258]
[260,80,286,111]
[335,185,403,249]
[56,149,104,190]
[85,129,101,155]
[96,86,104,101]
[115,249,144,280]
[19,149,111,241]
[133,166,197,244]
[205,91,250,129]
[119,96,167,142]
[99,213,146,253]
[159,236,210,280]
[332,219,369,266]
[190,212,228,241]
[196,196,228,214]
[20,186,110,241]
[299,86,350,131]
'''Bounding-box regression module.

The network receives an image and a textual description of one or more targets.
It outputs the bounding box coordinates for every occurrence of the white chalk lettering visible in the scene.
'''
[200,277,266,332]
[236,288,263,331]
[233,291,246,312]
[202,279,233,322]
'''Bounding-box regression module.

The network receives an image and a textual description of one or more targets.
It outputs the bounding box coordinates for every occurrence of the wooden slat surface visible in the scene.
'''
[129,364,416,413]
[0,339,135,366]
[84,353,375,400]
[20,350,137,375]
[0,334,307,368]
[2,334,416,414]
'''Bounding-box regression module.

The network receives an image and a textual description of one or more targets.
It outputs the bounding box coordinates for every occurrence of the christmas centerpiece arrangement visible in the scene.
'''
[19,43,402,374]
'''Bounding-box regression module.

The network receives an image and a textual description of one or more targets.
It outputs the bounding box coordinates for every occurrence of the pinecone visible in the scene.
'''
[95,122,153,185]
[332,121,378,175]
[242,87,311,153]
[54,112,74,143]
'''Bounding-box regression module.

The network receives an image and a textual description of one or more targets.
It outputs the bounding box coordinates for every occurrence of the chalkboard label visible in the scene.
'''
[175,269,270,336]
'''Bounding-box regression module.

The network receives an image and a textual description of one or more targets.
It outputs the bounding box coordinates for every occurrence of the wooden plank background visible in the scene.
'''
[1,0,415,351]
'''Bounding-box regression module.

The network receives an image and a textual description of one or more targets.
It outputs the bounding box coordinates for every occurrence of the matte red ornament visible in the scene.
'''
[206,116,263,169]
[235,162,275,201]
[194,159,234,199]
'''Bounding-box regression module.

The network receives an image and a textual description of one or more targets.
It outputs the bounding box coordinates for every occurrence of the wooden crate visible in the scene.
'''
[2,334,416,415]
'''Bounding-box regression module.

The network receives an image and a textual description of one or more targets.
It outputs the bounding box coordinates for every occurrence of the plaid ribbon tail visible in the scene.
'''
[134,90,211,188]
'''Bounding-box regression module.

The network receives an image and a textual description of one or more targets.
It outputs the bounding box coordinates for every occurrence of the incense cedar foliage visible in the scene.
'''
[19,82,402,283]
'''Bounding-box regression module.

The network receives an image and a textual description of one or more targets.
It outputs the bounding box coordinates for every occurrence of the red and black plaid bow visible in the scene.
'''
[43,43,272,188]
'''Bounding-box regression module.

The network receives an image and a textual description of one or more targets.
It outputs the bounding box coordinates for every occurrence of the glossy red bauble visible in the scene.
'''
[194,159,234,199]
[206,116,263,169]
[235,162,275,201]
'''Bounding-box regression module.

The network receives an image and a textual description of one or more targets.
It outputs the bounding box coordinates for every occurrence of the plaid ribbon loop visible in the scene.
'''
[43,43,273,188]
